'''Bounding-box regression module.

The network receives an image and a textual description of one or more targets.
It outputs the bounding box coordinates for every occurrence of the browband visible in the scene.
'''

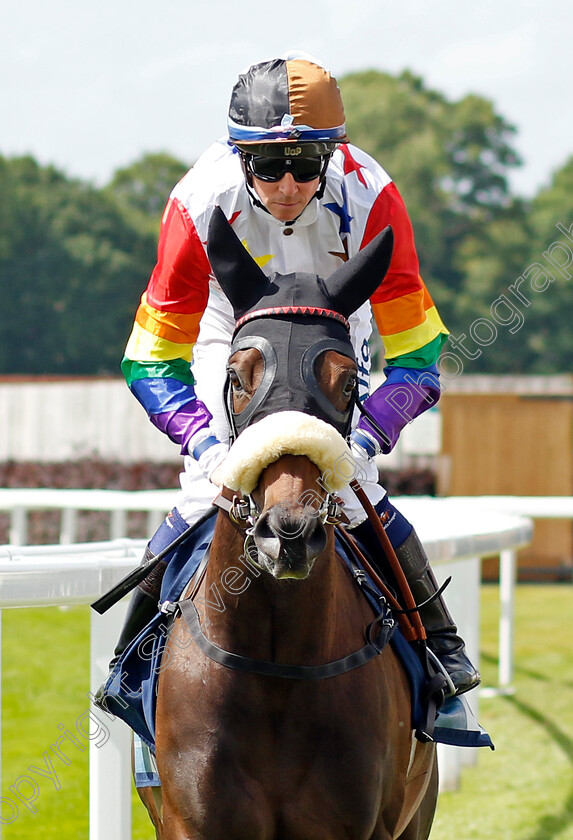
[234,306,350,336]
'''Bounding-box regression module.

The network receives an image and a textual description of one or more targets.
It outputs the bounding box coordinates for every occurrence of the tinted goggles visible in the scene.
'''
[245,153,329,183]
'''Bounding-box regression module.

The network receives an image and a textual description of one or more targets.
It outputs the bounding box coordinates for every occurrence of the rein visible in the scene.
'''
[349,480,427,645]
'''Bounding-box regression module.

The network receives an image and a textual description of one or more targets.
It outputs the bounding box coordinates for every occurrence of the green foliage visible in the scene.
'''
[0,153,188,376]
[516,159,573,373]
[105,152,190,236]
[529,156,573,239]
[1,68,573,375]
[339,69,524,343]
[339,69,573,374]
[341,71,452,283]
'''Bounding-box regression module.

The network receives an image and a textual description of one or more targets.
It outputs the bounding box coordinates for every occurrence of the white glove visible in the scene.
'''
[348,431,377,484]
[198,442,229,485]
[350,427,381,459]
[188,428,229,484]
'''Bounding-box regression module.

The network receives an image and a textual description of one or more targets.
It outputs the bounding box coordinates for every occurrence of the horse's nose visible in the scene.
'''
[253,504,327,579]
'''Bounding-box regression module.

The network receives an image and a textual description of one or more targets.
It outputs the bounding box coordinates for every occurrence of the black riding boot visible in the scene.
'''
[94,549,167,709]
[394,528,481,696]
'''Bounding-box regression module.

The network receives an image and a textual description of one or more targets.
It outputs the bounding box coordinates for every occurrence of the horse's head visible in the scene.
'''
[208,207,393,439]
[207,207,393,579]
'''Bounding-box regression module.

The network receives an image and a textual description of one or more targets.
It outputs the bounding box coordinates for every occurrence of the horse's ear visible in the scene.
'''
[207,206,269,319]
[326,226,394,317]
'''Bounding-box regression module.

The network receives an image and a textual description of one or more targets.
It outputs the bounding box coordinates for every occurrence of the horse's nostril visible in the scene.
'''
[306,519,327,557]
[253,511,282,564]
[254,514,275,541]
[252,506,327,578]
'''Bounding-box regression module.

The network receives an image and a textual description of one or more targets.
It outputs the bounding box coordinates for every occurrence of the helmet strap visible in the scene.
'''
[239,151,254,189]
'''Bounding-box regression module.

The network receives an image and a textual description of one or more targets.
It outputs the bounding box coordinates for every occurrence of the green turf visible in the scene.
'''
[1,605,91,837]
[432,585,573,840]
[1,586,572,837]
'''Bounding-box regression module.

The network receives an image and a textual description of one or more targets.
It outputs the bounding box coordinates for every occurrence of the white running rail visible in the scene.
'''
[0,487,173,545]
[0,492,534,836]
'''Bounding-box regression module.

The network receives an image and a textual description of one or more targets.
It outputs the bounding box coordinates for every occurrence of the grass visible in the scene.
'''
[1,585,572,838]
[432,585,573,840]
[1,605,91,837]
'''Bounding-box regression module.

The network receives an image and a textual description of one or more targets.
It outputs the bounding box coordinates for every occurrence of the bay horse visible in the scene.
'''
[139,209,438,839]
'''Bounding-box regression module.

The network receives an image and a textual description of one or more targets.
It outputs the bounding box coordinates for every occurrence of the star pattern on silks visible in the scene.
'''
[241,239,273,269]
[325,182,353,262]
[340,145,368,188]
[203,208,274,269]
[325,183,353,236]
[328,236,350,263]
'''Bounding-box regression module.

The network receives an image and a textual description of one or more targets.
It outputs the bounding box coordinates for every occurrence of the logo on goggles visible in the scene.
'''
[283,146,302,156]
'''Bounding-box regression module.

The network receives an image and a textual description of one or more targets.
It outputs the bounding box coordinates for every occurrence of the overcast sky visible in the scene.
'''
[2,0,572,199]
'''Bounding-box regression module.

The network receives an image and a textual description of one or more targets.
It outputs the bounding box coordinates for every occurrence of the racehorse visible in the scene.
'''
[138,208,438,839]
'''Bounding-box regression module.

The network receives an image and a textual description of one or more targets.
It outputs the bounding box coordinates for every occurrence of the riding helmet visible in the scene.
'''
[228,50,347,155]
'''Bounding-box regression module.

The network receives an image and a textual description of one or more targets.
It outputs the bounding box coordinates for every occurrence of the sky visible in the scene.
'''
[2,0,572,199]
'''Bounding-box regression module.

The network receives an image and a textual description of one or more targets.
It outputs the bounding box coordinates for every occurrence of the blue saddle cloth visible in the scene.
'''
[103,513,493,755]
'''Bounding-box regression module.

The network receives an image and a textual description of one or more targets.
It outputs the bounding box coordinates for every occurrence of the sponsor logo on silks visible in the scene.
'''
[357,339,371,402]
[283,146,302,156]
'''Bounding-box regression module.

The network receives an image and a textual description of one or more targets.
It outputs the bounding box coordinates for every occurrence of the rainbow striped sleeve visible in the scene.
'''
[351,182,449,454]
[362,183,449,369]
[121,198,213,450]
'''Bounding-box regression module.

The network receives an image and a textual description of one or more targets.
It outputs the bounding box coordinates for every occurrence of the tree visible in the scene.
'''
[516,157,573,372]
[1,72,572,377]
[445,157,573,373]
[339,70,522,330]
[105,152,190,234]
[0,156,156,375]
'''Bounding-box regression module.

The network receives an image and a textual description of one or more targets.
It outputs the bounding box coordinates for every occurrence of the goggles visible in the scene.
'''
[244,153,330,183]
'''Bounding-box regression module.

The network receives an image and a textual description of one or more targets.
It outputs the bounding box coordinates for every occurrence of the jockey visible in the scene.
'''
[101,51,480,700]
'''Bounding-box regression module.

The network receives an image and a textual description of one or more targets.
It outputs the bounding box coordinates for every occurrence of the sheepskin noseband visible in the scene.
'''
[218,411,356,496]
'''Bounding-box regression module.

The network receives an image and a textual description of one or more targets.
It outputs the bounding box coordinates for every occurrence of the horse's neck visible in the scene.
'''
[199,513,364,665]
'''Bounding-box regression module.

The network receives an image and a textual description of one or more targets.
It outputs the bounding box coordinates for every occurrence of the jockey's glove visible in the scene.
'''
[350,427,381,460]
[188,428,230,483]
[348,428,381,485]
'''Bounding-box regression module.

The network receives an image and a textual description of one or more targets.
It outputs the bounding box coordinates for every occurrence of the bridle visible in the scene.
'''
[234,304,349,333]
[220,302,386,540]
[165,489,396,684]
[158,303,438,688]
[215,489,346,529]
[213,487,348,578]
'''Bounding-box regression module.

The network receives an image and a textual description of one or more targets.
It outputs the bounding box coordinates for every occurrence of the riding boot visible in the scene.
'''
[394,528,481,696]
[93,549,167,710]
